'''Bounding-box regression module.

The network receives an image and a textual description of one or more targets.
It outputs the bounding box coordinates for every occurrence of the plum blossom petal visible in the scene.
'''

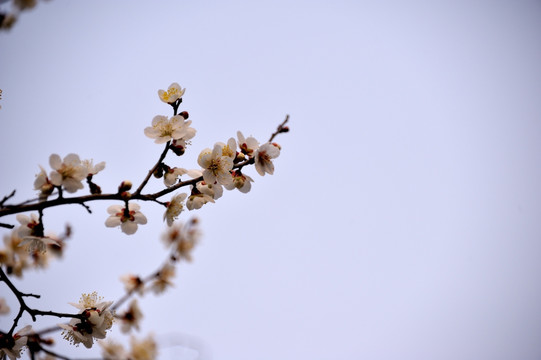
[158,82,185,104]
[197,144,233,186]
[48,153,86,193]
[254,143,280,176]
[144,115,196,144]
[59,292,114,349]
[224,170,254,193]
[164,193,187,226]
[237,131,259,157]
[105,203,147,235]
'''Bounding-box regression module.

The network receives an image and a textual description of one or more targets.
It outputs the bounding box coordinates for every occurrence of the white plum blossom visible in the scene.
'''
[18,236,58,254]
[15,214,58,253]
[162,220,200,262]
[119,274,144,295]
[144,115,196,144]
[129,334,158,360]
[49,153,87,193]
[163,193,187,226]
[99,339,127,360]
[163,167,188,187]
[158,82,185,104]
[82,159,106,176]
[150,263,175,294]
[216,137,237,161]
[197,181,223,200]
[105,203,147,235]
[0,325,32,360]
[59,292,114,349]
[197,144,234,186]
[34,166,53,199]
[15,214,41,239]
[186,192,214,210]
[118,299,143,333]
[237,131,259,157]
[254,142,281,176]
[224,170,254,193]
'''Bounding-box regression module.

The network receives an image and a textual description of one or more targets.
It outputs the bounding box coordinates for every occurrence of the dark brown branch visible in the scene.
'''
[0,222,14,229]
[0,117,291,218]
[0,189,15,207]
[133,141,171,196]
[0,266,83,335]
[269,114,289,142]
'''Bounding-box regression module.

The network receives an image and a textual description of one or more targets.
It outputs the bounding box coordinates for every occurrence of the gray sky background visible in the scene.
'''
[1,1,541,359]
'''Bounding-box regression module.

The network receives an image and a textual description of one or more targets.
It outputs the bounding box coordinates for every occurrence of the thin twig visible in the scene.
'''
[133,142,171,196]
[0,189,16,207]
[269,114,289,142]
[0,266,82,334]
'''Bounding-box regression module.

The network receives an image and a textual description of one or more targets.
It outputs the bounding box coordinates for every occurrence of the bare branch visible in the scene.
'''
[269,114,289,142]
[0,189,16,207]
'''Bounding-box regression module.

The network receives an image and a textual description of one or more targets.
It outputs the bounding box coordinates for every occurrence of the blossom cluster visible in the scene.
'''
[106,82,282,235]
[99,334,158,360]
[0,325,32,360]
[58,292,114,349]
[34,154,105,199]
[0,81,287,359]
[0,221,68,278]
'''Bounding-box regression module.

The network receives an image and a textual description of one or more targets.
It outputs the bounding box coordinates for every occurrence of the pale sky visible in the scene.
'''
[1,1,541,359]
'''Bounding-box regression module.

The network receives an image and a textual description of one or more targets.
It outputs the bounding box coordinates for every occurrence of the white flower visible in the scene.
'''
[0,325,32,360]
[186,193,214,210]
[59,292,114,349]
[49,154,87,193]
[158,82,185,104]
[129,334,158,360]
[197,181,223,200]
[119,299,143,333]
[163,167,188,187]
[15,214,58,254]
[15,214,41,239]
[224,170,254,193]
[105,203,147,235]
[99,339,127,360]
[119,274,144,295]
[197,144,234,185]
[254,142,280,176]
[150,263,175,294]
[162,220,200,262]
[163,193,187,226]
[144,115,196,144]
[237,131,259,157]
[82,159,106,176]
[0,230,29,278]
[216,137,237,160]
[34,166,54,199]
[18,236,58,254]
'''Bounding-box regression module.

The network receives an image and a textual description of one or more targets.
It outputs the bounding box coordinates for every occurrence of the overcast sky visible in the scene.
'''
[1,1,541,359]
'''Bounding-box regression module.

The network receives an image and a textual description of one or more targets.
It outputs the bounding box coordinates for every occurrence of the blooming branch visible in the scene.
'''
[0,81,288,359]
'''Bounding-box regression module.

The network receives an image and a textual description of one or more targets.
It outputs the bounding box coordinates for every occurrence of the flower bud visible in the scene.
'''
[118,180,132,193]
[153,166,164,178]
[234,151,245,163]
[40,183,54,196]
[89,181,102,194]
[170,140,185,156]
